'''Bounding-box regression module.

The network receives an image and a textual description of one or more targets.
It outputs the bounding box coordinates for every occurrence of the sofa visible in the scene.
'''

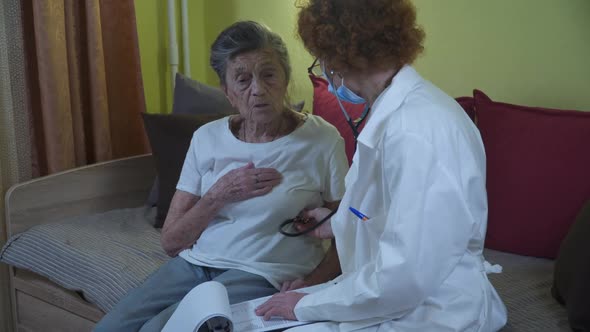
[1,155,159,331]
[2,74,589,331]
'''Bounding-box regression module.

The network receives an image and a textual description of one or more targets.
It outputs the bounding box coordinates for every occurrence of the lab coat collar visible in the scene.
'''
[357,65,422,149]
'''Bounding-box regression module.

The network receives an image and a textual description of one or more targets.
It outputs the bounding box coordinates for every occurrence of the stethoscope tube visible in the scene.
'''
[279,209,338,237]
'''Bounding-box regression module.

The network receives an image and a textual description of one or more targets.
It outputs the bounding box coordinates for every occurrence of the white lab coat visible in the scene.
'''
[289,66,507,332]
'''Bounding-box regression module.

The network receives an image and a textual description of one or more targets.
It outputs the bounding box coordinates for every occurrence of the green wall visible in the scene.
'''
[135,0,169,114]
[135,0,590,114]
[413,0,590,110]
[135,0,208,113]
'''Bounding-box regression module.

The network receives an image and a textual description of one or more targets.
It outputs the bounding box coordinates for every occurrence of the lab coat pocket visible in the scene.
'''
[355,213,387,259]
[359,214,386,236]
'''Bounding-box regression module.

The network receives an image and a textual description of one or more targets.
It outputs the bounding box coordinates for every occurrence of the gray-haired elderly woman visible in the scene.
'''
[94,21,348,332]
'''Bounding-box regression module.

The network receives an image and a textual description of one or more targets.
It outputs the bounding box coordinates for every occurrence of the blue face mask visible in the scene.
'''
[323,69,366,105]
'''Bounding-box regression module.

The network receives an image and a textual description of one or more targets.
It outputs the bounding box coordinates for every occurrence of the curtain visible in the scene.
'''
[22,0,148,176]
[1,0,33,329]
[1,0,148,328]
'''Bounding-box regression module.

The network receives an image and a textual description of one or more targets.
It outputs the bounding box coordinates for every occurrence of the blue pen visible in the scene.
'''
[349,207,369,221]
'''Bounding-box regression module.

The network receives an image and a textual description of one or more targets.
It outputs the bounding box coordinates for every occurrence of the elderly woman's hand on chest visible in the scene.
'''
[207,161,282,204]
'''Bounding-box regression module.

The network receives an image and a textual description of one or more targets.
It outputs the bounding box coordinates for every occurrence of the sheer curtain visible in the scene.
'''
[0,0,33,330]
[1,0,148,329]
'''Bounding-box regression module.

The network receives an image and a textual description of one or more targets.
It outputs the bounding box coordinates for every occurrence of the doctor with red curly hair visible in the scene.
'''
[255,0,508,331]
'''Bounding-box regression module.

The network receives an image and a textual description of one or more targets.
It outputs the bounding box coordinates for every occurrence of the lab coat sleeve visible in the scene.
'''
[294,132,476,322]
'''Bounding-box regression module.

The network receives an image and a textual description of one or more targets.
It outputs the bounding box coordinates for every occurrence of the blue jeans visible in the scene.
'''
[94,256,277,332]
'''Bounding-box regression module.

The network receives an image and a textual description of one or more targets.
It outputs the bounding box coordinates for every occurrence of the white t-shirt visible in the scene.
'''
[176,114,348,288]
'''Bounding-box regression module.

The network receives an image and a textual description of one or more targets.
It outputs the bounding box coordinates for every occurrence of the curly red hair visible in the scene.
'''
[297,0,425,72]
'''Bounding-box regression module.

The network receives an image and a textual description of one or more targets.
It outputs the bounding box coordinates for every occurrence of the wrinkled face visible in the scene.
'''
[223,48,288,122]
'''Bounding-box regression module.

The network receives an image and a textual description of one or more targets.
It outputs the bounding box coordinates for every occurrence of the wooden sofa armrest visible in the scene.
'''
[5,154,156,237]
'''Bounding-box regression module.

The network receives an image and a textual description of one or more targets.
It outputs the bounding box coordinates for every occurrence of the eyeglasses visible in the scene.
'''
[308,58,342,82]
[307,58,324,77]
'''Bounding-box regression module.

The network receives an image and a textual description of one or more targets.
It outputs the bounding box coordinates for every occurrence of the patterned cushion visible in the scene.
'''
[0,207,168,312]
[484,249,569,331]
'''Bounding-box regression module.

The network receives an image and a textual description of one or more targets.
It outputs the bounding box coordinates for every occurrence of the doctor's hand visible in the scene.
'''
[255,292,307,321]
[295,207,334,239]
[207,162,282,204]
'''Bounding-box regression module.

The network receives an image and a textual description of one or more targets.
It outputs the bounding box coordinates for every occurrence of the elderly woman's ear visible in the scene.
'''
[221,86,234,108]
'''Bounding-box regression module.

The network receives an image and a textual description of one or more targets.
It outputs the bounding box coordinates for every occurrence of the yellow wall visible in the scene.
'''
[135,0,208,113]
[413,0,590,110]
[135,0,590,113]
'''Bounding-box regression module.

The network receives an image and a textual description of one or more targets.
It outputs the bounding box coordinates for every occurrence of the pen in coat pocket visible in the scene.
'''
[349,207,370,221]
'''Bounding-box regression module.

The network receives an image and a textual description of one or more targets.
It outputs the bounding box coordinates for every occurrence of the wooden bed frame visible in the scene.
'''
[4,154,156,332]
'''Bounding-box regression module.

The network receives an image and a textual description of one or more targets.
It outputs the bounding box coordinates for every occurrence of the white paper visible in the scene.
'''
[162,281,232,332]
[162,281,313,332]
[231,296,310,332]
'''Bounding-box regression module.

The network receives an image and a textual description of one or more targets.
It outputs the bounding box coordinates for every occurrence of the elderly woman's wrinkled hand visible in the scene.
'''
[209,162,282,204]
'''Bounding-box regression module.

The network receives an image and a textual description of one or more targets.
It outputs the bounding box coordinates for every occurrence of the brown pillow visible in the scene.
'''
[142,113,225,228]
[552,199,590,331]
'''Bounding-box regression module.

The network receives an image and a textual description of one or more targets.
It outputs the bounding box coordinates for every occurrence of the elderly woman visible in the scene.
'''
[255,1,508,331]
[94,21,348,332]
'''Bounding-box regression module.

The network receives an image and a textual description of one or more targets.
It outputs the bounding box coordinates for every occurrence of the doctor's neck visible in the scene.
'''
[347,65,400,107]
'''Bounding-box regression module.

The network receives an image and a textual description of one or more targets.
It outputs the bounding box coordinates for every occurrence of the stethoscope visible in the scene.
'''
[279,208,338,237]
[279,61,370,237]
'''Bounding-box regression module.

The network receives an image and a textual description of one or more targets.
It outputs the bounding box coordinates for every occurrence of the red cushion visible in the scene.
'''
[455,96,476,123]
[475,89,590,258]
[310,75,366,165]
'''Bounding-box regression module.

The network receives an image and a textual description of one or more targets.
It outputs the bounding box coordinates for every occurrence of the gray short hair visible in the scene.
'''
[210,21,291,86]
